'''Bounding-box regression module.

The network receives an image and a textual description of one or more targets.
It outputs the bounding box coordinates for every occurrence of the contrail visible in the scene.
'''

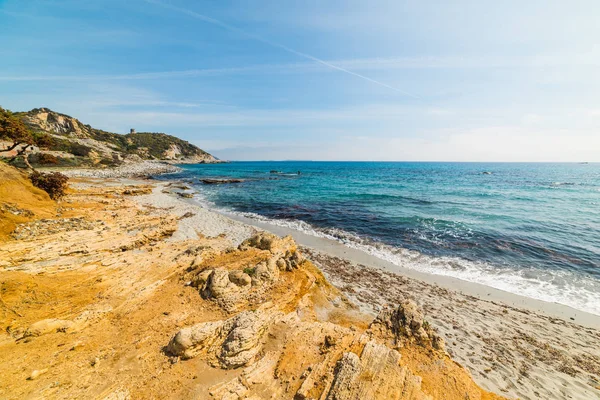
[143,0,421,100]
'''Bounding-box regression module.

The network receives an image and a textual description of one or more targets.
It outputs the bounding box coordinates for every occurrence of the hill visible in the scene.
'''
[4,107,218,168]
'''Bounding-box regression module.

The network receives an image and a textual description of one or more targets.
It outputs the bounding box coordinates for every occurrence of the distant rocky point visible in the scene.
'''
[4,107,219,169]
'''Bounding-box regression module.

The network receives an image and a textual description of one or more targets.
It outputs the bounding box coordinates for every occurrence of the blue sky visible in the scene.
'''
[1,0,599,161]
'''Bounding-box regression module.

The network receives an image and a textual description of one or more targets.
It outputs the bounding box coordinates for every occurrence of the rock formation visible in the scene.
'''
[167,233,491,400]
[369,300,446,351]
[0,169,504,399]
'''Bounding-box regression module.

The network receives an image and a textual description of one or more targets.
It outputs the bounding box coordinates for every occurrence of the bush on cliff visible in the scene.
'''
[29,171,69,200]
[36,153,59,165]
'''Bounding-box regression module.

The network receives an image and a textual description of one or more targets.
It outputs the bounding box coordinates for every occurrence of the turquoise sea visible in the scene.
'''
[164,162,600,315]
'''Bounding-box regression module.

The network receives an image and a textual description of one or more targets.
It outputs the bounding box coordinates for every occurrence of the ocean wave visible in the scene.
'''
[551,182,577,186]
[209,206,600,316]
[187,187,600,316]
[342,192,434,205]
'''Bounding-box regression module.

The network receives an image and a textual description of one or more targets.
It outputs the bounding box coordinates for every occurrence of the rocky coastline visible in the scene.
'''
[0,164,598,399]
[52,160,182,179]
[0,164,506,399]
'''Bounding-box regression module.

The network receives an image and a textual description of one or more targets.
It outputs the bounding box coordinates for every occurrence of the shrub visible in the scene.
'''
[30,171,69,200]
[37,153,59,165]
[69,143,92,157]
[32,132,54,148]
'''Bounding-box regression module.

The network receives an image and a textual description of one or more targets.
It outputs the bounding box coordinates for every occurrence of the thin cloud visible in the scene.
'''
[2,52,597,82]
[143,0,421,99]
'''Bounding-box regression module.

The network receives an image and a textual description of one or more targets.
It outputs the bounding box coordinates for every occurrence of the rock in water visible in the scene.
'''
[200,178,244,184]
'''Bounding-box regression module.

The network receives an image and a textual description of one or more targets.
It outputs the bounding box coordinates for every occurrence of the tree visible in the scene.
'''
[0,108,33,150]
[0,107,35,168]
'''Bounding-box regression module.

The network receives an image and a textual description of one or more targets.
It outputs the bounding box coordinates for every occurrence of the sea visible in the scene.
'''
[161,161,600,316]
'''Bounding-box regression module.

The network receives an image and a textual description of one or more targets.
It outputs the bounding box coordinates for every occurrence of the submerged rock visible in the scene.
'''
[200,178,245,184]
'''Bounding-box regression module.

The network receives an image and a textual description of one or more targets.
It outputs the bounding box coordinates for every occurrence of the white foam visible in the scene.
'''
[192,190,600,316]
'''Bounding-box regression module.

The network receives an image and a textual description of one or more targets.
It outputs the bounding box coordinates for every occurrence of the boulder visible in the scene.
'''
[167,310,281,368]
[218,311,275,369]
[240,232,305,272]
[167,320,226,359]
[201,268,248,300]
[191,269,213,288]
[228,270,252,287]
[239,232,295,255]
[252,260,279,285]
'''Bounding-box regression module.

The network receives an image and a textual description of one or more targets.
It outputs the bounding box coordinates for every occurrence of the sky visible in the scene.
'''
[1,0,599,161]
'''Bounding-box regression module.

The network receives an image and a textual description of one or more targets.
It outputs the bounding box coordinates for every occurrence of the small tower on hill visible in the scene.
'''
[130,128,136,134]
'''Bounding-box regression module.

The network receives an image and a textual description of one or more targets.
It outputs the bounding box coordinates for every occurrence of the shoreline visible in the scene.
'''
[161,181,600,399]
[169,189,600,399]
[224,211,600,328]
[181,196,600,329]
[0,172,507,400]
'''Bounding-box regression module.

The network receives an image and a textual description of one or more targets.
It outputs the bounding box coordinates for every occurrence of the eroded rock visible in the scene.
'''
[219,310,276,369]
[239,232,305,272]
[369,300,445,351]
[324,339,431,400]
[167,320,226,360]
[167,309,281,368]
[252,260,279,285]
[201,268,250,300]
[228,270,252,287]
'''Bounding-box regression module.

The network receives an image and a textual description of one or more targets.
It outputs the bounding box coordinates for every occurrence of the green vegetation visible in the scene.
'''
[1,107,55,168]
[243,267,256,276]
[125,132,210,159]
[2,107,214,169]
[36,153,59,165]
[29,171,69,200]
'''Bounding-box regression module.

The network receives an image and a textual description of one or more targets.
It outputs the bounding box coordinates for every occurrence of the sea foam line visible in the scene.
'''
[190,191,600,316]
